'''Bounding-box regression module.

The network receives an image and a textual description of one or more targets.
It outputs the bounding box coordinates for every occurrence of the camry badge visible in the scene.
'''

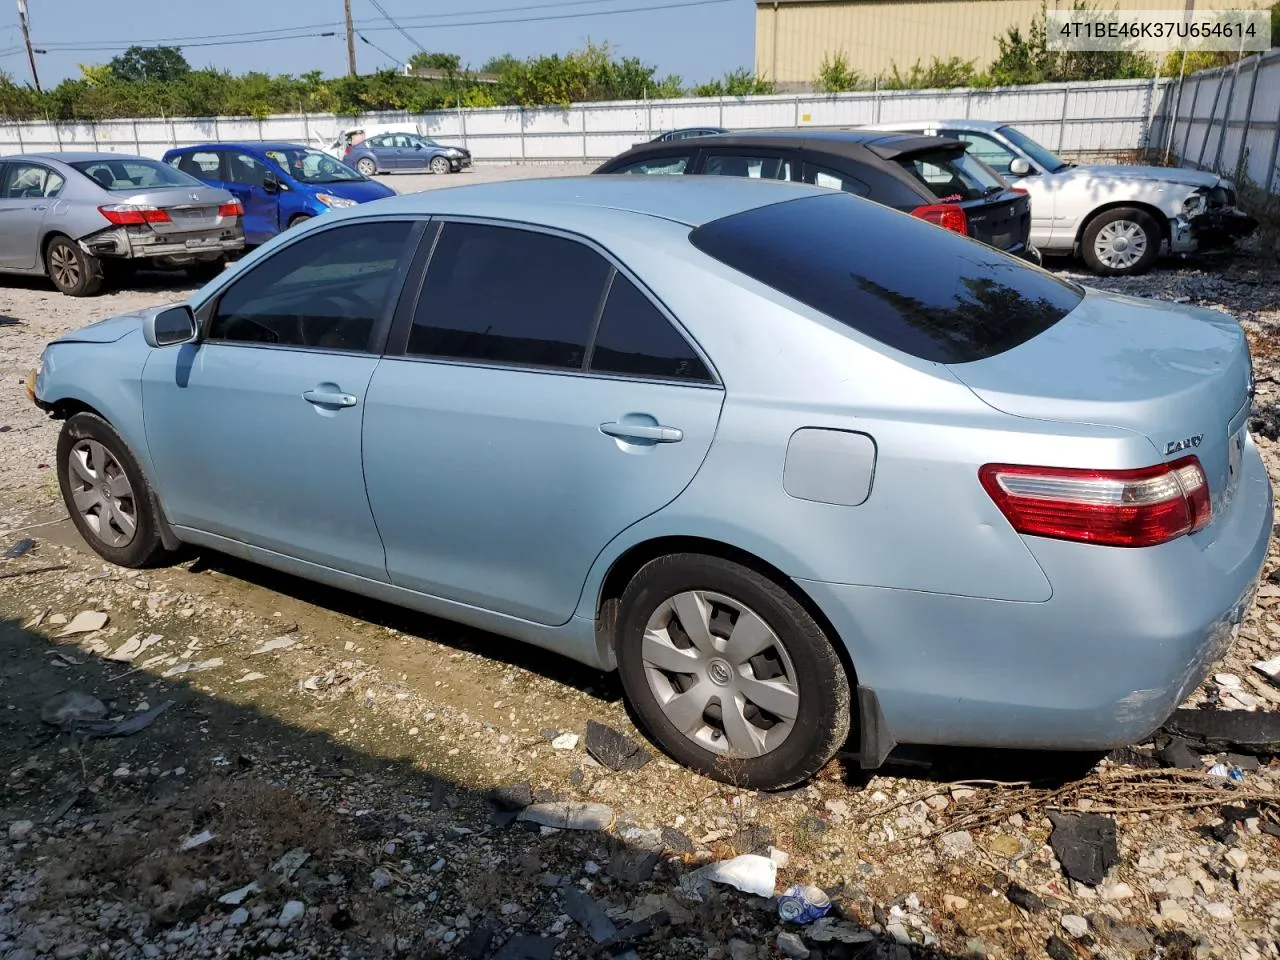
[1165,434,1204,456]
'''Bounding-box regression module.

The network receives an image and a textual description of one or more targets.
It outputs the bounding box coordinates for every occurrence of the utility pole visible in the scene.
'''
[344,0,357,78]
[16,0,40,92]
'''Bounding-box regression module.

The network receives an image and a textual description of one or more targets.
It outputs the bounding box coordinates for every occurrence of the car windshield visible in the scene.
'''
[262,147,365,183]
[415,137,441,147]
[998,125,1071,173]
[894,148,1005,203]
[70,158,204,191]
[688,192,1083,365]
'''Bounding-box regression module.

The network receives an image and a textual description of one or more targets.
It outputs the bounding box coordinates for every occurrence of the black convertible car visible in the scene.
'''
[595,129,1039,263]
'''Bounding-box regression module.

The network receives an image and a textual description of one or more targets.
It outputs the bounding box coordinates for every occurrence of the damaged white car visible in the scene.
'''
[864,119,1257,276]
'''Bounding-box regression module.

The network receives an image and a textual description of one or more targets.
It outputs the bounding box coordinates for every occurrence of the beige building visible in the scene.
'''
[754,0,1268,85]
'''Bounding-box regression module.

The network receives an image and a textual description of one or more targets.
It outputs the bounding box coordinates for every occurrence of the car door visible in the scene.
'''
[141,218,424,581]
[362,219,725,626]
[0,162,64,270]
[368,135,403,171]
[938,127,1053,246]
[696,148,798,182]
[401,135,432,171]
[220,151,282,244]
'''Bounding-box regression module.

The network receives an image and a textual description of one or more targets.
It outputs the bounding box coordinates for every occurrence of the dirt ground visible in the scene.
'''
[1,165,1279,960]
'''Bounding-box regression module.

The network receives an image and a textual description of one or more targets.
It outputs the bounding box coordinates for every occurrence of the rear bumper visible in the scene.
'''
[800,439,1272,761]
[82,226,245,263]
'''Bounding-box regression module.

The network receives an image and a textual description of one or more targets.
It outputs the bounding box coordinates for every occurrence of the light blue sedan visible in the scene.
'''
[28,176,1271,789]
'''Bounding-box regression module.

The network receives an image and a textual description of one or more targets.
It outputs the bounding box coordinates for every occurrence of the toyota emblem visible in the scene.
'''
[189,193,200,201]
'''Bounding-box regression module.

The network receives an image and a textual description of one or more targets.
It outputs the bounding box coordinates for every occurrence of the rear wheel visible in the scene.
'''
[57,413,173,568]
[1081,207,1161,276]
[615,553,851,790]
[356,157,377,177]
[430,156,451,175]
[46,236,103,297]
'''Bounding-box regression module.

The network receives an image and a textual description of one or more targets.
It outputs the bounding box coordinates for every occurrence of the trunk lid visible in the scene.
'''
[123,185,233,235]
[949,288,1252,523]
[959,190,1031,254]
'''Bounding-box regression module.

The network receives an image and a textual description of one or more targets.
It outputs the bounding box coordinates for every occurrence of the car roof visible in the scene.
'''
[5,151,157,163]
[331,174,833,229]
[165,142,314,154]
[870,119,1005,132]
[620,128,963,160]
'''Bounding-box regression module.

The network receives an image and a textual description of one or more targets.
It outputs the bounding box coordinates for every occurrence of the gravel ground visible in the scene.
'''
[1,165,1279,960]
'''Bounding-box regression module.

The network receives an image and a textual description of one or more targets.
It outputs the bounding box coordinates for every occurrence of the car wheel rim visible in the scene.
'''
[50,244,79,289]
[642,590,799,759]
[431,158,449,174]
[68,439,137,548]
[358,160,375,175]
[1094,219,1148,269]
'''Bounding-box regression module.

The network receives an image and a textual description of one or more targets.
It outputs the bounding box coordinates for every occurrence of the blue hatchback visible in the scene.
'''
[162,142,396,246]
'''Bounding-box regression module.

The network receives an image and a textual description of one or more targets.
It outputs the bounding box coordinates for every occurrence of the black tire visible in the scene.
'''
[430,156,451,175]
[1080,207,1161,276]
[57,412,174,569]
[615,553,852,790]
[356,157,377,177]
[288,214,313,230]
[45,235,103,297]
[186,257,226,282]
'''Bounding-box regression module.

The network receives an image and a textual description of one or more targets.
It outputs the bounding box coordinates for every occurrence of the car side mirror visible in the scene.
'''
[1008,157,1032,177]
[262,173,281,195]
[143,304,198,348]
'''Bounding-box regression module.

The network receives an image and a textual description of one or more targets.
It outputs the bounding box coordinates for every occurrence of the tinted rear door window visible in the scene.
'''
[702,153,793,181]
[687,192,1083,364]
[409,221,611,370]
[589,273,711,382]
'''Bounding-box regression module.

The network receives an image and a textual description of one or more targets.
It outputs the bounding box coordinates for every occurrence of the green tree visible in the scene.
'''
[408,52,462,73]
[815,51,860,92]
[480,53,522,75]
[108,45,190,82]
[693,68,775,97]
[987,2,1150,86]
[882,56,977,89]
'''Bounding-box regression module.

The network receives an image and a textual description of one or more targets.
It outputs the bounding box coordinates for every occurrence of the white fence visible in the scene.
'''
[0,77,1171,165]
[1161,48,1280,192]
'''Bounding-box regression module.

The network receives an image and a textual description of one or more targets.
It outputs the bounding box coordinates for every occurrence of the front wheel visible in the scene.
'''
[615,553,852,790]
[57,413,174,568]
[356,157,377,177]
[46,236,103,297]
[1081,207,1161,276]
[429,156,451,175]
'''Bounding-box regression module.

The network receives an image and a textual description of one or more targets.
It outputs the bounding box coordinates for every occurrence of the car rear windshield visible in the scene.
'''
[895,148,1004,203]
[71,158,203,191]
[688,192,1084,364]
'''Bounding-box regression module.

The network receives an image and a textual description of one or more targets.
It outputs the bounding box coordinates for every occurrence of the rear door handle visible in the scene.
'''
[302,389,358,408]
[599,422,683,443]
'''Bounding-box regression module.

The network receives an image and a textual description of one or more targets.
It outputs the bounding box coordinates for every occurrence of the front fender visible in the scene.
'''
[38,333,158,488]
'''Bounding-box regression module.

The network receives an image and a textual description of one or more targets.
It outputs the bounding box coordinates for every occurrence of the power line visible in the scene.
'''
[38,31,340,54]
[357,0,736,33]
[36,0,738,51]
[366,0,427,55]
[357,32,403,68]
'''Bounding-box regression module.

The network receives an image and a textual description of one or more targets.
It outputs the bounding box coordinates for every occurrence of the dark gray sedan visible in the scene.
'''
[0,152,245,297]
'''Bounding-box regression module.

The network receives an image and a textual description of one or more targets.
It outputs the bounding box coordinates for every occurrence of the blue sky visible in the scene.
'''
[0,0,755,88]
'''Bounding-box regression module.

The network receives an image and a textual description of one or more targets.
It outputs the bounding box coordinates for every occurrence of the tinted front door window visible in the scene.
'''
[211,220,414,352]
[408,221,611,369]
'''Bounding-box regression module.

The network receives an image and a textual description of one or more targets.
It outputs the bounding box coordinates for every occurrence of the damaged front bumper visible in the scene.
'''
[81,225,245,264]
[1169,208,1259,254]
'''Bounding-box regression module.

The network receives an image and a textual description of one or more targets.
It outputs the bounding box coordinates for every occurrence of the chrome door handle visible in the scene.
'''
[302,389,358,408]
[33,204,47,211]
[599,422,683,443]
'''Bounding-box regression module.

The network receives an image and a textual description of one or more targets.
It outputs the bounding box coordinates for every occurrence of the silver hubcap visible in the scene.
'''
[50,244,80,289]
[642,591,800,759]
[431,158,449,174]
[68,440,137,547]
[1094,219,1148,269]
[358,160,374,175]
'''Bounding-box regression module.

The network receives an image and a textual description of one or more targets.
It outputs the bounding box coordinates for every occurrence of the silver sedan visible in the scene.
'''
[0,152,245,296]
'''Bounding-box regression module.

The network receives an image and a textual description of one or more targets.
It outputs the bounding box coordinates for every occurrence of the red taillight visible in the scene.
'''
[911,202,968,236]
[979,456,1212,548]
[218,200,243,218]
[98,204,172,226]
[1010,187,1028,195]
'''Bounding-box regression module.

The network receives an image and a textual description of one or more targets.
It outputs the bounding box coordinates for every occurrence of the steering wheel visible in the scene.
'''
[293,290,370,347]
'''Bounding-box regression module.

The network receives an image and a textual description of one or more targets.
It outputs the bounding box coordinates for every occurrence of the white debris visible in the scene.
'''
[680,853,777,901]
[180,829,214,851]
[56,611,108,637]
[551,732,579,750]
